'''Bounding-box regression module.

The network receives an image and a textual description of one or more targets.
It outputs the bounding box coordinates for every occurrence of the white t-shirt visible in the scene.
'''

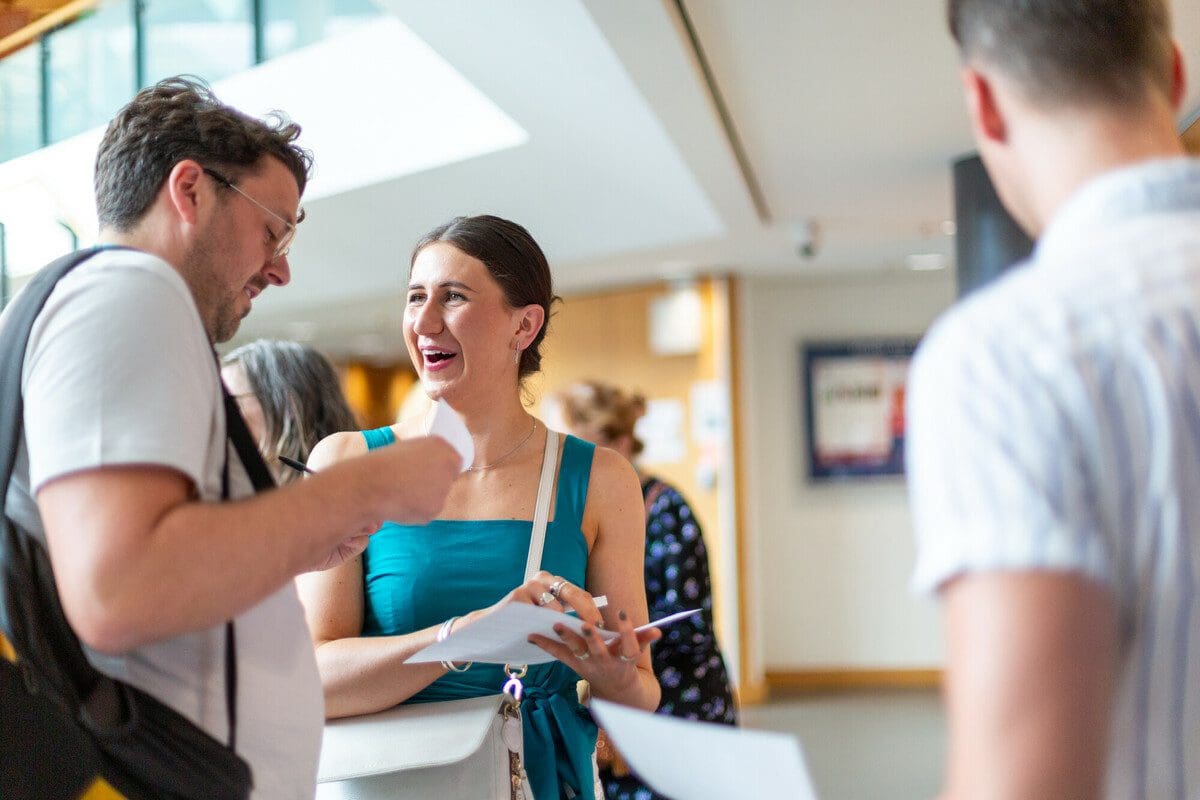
[908,158,1200,798]
[4,249,323,799]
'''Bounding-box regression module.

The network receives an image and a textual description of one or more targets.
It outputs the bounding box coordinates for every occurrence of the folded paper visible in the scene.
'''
[428,398,474,472]
[406,604,699,666]
[590,699,819,800]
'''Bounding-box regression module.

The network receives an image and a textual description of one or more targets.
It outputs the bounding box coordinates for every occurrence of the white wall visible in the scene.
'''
[737,269,956,675]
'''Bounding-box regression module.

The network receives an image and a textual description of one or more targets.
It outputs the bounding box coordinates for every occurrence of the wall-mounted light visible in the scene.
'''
[649,279,703,356]
[905,253,949,271]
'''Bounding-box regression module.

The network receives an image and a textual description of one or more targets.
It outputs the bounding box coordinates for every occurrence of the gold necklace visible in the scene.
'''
[466,421,539,472]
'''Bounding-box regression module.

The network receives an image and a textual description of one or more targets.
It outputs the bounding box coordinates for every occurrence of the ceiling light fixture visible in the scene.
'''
[906,253,948,271]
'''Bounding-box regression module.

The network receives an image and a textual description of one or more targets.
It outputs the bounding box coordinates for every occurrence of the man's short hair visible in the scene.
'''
[947,0,1174,108]
[95,76,313,231]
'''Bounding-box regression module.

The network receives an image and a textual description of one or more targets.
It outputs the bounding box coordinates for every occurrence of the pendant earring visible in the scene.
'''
[513,347,522,366]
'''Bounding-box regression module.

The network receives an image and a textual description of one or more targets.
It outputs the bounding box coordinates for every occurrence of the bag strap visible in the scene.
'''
[0,248,124,701]
[523,428,560,581]
[221,386,277,494]
[505,429,560,703]
[0,248,112,497]
[218,382,278,751]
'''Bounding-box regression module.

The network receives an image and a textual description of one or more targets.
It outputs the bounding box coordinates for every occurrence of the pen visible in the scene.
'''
[278,455,315,475]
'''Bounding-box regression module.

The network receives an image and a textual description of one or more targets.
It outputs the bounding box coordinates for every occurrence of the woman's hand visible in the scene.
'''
[528,607,661,699]
[462,570,606,627]
[460,571,661,701]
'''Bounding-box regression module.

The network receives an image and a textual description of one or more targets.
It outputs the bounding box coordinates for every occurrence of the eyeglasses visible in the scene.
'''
[202,167,297,260]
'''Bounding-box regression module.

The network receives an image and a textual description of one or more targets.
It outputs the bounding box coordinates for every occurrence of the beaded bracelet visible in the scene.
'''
[437,615,472,672]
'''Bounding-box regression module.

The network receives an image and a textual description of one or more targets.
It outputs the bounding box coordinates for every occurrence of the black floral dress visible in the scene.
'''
[599,477,737,800]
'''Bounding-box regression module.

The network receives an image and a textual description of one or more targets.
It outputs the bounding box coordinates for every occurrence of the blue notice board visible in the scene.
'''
[802,340,917,480]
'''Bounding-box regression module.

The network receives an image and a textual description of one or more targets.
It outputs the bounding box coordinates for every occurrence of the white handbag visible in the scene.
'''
[315,430,561,800]
[315,694,528,800]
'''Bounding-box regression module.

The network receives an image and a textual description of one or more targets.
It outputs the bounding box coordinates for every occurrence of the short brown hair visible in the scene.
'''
[947,0,1173,108]
[95,76,313,231]
[411,215,559,380]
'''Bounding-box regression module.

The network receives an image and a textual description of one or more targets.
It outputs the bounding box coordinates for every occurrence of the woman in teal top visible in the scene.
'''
[298,215,661,800]
[359,426,597,797]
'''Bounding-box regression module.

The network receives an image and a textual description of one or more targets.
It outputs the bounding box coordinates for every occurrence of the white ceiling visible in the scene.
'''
[154,0,1200,358]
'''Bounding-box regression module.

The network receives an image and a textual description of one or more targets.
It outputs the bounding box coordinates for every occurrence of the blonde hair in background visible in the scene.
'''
[555,380,647,457]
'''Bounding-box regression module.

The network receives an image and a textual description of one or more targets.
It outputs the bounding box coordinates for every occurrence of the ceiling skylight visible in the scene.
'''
[0,14,528,277]
[216,16,530,201]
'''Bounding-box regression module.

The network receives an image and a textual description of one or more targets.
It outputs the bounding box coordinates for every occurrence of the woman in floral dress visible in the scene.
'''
[557,381,737,800]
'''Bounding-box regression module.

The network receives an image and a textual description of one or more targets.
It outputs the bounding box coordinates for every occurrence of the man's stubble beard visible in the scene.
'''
[179,235,242,344]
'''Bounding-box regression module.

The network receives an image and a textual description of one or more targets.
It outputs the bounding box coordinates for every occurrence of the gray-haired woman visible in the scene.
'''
[221,339,359,485]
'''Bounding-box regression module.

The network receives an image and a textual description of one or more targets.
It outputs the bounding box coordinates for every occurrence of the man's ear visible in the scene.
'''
[164,160,205,225]
[514,304,546,349]
[961,66,1007,144]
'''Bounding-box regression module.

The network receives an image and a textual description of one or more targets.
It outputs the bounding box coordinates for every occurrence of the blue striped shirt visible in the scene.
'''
[909,158,1200,799]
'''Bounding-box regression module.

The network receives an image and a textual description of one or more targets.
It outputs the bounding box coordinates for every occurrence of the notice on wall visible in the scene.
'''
[689,380,729,446]
[689,380,729,490]
[803,340,916,480]
[635,398,687,464]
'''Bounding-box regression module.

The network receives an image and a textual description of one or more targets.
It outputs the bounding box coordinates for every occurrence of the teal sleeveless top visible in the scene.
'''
[360,426,599,800]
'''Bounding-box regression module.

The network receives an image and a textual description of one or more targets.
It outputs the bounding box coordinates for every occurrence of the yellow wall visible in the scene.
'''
[1184,118,1200,155]
[342,362,417,429]
[531,277,735,646]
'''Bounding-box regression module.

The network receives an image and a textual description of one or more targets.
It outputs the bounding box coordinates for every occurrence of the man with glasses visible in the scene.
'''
[202,167,298,261]
[2,77,460,797]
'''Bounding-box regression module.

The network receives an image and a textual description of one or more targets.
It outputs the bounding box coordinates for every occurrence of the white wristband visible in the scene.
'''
[437,616,471,673]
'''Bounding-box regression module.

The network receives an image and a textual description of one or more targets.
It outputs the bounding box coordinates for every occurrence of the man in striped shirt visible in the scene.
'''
[908,1,1199,797]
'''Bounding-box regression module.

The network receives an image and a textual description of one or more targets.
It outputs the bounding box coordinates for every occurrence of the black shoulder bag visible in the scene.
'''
[0,248,277,799]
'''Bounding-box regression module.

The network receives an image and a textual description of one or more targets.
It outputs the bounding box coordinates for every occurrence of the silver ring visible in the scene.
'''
[618,653,638,663]
[536,591,555,606]
[574,649,590,661]
[548,579,569,599]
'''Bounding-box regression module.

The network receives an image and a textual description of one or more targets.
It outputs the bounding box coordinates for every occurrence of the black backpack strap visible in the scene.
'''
[222,387,277,494]
[0,248,112,504]
[0,248,120,699]
[216,385,277,751]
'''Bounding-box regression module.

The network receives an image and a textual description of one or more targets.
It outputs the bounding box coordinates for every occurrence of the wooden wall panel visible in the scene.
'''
[1184,116,1200,156]
[0,0,94,59]
[532,278,735,647]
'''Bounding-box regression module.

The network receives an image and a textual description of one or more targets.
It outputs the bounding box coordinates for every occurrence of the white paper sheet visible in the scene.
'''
[590,699,819,800]
[427,398,474,472]
[405,603,701,666]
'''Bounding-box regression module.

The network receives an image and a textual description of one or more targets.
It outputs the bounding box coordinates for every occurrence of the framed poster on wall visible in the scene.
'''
[801,339,918,480]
